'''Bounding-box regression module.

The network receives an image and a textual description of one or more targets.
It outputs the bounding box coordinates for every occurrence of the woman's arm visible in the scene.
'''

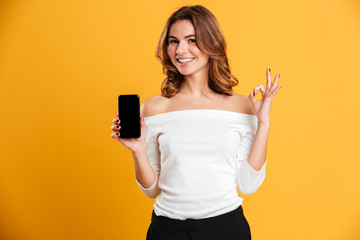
[247,68,281,170]
[131,121,161,199]
[132,143,157,188]
[111,96,161,199]
[246,122,269,171]
[132,97,162,198]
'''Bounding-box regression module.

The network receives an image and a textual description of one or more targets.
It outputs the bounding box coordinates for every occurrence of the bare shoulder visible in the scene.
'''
[229,93,256,116]
[140,94,168,118]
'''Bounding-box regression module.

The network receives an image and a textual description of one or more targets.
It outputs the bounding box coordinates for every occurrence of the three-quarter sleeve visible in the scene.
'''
[135,121,161,199]
[235,123,267,195]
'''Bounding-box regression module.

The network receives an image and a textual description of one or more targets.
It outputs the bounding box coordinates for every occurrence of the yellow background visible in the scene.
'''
[1,0,359,239]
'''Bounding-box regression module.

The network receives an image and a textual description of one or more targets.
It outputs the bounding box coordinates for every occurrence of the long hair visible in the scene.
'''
[155,5,239,98]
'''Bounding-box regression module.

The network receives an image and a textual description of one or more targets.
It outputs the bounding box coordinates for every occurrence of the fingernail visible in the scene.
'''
[116,125,120,128]
[117,119,119,123]
[116,133,119,136]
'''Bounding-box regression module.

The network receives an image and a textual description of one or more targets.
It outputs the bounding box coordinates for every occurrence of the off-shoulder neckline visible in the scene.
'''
[143,109,257,120]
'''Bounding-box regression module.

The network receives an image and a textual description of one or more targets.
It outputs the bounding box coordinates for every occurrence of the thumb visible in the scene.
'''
[140,117,147,139]
[249,92,256,104]
[140,117,146,127]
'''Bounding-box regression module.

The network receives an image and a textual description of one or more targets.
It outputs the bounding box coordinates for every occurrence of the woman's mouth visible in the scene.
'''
[176,57,195,64]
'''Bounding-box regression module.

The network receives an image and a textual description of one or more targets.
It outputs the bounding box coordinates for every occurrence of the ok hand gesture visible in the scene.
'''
[249,68,282,124]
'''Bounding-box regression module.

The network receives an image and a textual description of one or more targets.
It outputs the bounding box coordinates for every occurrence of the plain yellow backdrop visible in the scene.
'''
[1,0,359,239]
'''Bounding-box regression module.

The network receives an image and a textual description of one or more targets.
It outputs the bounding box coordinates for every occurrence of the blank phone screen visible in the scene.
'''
[118,95,140,138]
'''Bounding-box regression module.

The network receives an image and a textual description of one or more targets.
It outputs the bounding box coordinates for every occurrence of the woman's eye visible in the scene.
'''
[168,39,196,44]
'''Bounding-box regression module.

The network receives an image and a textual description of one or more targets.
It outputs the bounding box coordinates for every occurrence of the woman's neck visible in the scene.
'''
[179,71,213,98]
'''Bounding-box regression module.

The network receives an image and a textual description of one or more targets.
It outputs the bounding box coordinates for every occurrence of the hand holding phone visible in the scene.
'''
[111,94,147,153]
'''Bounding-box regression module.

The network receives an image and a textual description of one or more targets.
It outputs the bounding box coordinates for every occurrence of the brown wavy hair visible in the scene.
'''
[155,5,239,98]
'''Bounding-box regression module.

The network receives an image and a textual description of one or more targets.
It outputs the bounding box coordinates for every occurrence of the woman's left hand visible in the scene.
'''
[249,68,281,125]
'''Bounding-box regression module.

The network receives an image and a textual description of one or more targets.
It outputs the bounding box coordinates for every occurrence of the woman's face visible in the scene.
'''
[167,20,209,77]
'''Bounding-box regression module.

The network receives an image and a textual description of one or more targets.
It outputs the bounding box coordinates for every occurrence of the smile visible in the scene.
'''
[176,58,195,63]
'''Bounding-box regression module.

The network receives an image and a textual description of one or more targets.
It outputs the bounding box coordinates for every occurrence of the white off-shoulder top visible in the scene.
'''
[135,109,267,220]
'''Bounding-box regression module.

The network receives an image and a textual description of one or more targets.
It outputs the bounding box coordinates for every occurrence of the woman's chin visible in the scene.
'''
[177,69,193,76]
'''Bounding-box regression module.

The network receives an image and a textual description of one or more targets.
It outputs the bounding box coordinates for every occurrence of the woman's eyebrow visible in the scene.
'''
[168,34,195,39]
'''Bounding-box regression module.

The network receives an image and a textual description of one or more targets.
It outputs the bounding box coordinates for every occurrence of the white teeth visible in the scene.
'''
[177,58,194,63]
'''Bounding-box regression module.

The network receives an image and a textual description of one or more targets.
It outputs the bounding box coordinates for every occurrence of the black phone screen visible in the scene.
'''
[118,94,141,138]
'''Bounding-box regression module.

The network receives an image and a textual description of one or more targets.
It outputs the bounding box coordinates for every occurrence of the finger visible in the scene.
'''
[272,85,282,97]
[267,68,271,89]
[140,117,145,127]
[259,85,266,98]
[139,117,147,139]
[249,92,257,105]
[116,112,119,117]
[253,84,266,98]
[111,124,121,132]
[270,74,280,94]
[113,118,120,125]
[254,84,266,92]
[111,132,121,139]
[253,88,260,98]
[268,85,281,100]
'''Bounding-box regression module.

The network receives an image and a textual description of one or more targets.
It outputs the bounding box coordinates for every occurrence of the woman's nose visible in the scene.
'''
[176,41,187,54]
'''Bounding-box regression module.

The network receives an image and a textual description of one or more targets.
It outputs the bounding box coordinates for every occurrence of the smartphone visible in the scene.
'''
[118,94,141,138]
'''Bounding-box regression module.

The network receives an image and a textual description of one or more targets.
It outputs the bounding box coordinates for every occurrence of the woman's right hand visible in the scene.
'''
[111,112,147,153]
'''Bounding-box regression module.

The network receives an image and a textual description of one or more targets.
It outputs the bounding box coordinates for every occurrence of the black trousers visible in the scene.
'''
[146,205,251,240]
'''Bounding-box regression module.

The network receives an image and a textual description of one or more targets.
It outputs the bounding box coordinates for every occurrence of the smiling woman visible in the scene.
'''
[155,5,239,98]
[111,4,281,240]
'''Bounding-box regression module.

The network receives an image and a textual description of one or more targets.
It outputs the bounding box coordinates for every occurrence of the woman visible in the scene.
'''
[111,5,281,240]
